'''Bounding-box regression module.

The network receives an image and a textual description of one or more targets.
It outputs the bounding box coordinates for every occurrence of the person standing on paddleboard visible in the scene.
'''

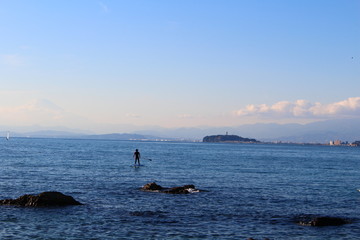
[133,149,141,166]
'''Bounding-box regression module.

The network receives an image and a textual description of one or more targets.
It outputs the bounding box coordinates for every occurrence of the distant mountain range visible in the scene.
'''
[1,118,359,143]
[0,131,170,141]
[133,118,360,143]
[75,133,173,141]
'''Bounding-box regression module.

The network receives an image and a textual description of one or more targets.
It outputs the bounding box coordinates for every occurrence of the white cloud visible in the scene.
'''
[310,97,360,116]
[234,97,360,119]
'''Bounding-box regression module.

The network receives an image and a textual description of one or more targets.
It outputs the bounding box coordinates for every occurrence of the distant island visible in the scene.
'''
[203,134,259,143]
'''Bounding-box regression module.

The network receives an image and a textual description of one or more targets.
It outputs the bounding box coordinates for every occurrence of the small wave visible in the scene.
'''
[186,188,200,193]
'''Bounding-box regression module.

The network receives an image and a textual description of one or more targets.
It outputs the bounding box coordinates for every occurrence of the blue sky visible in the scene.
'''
[0,0,359,133]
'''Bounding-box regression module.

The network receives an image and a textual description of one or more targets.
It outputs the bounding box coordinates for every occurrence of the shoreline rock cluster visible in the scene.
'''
[0,182,204,208]
[0,191,82,207]
[0,189,353,231]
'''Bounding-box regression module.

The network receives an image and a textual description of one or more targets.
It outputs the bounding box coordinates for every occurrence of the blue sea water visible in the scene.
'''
[1,138,360,240]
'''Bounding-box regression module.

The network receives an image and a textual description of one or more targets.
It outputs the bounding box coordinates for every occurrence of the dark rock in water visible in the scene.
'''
[247,238,270,240]
[141,182,202,194]
[0,192,82,207]
[163,185,196,194]
[298,216,350,226]
[142,182,163,191]
[309,217,349,226]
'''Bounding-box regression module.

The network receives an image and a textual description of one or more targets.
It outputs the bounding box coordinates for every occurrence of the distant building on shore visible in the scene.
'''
[330,140,342,146]
[329,140,357,146]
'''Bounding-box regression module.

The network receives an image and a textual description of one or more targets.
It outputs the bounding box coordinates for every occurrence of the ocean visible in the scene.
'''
[1,138,359,239]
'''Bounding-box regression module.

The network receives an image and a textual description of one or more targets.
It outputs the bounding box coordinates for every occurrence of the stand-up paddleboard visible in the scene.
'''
[131,164,145,167]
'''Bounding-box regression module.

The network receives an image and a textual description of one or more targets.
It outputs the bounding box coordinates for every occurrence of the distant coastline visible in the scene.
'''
[2,130,359,146]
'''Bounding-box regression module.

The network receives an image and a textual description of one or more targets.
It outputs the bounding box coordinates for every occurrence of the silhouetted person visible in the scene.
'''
[133,149,141,166]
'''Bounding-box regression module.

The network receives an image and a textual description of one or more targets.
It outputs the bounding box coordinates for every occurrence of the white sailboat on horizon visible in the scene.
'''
[6,131,10,140]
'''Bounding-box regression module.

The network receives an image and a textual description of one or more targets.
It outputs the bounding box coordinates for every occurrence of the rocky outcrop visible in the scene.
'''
[163,185,196,194]
[0,192,83,207]
[297,216,350,226]
[141,182,203,194]
[142,182,164,191]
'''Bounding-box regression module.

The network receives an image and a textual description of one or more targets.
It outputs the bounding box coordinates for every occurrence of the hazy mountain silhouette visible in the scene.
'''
[134,118,360,143]
[2,118,359,143]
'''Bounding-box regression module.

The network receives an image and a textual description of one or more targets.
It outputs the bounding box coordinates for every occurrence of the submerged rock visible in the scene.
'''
[247,238,270,240]
[130,210,167,217]
[297,216,350,226]
[141,182,203,194]
[0,191,83,207]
